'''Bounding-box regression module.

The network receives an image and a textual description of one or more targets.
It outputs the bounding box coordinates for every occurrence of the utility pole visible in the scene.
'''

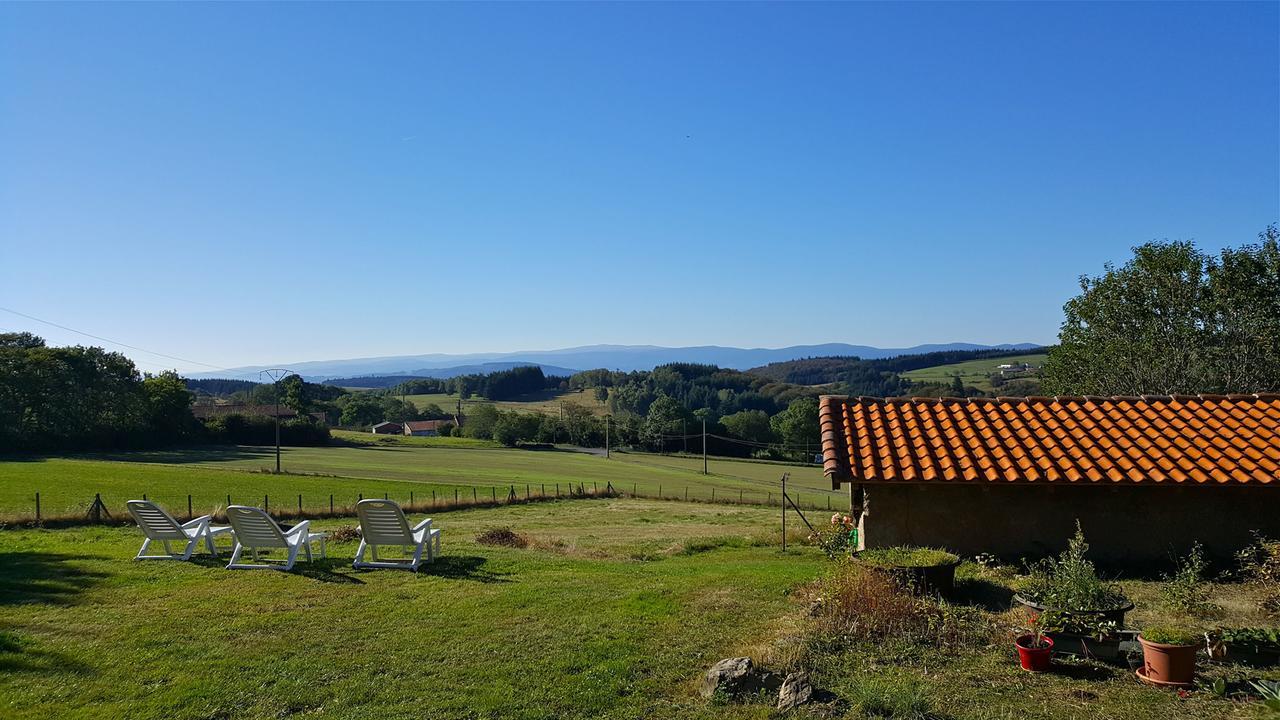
[605,415,610,459]
[260,369,292,474]
[702,419,707,474]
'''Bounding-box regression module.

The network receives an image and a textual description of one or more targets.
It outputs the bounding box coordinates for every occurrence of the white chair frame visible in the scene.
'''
[224,505,328,571]
[353,499,442,572]
[126,499,232,561]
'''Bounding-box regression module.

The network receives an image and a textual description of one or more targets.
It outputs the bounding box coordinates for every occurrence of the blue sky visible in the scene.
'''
[1,2,1276,374]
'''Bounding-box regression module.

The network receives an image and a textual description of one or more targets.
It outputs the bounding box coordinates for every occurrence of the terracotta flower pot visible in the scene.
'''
[1138,635,1198,687]
[1015,634,1054,672]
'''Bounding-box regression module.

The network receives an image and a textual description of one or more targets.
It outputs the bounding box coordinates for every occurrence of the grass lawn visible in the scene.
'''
[402,388,610,416]
[2,499,1276,719]
[901,353,1047,392]
[0,442,837,522]
[0,499,820,719]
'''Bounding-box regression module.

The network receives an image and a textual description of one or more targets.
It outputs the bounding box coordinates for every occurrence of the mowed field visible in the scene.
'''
[0,438,837,521]
[0,499,822,719]
[400,388,610,416]
[901,353,1047,392]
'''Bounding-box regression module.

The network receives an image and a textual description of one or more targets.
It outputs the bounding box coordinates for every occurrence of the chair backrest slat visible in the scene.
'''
[225,506,288,548]
[356,499,412,545]
[127,500,187,540]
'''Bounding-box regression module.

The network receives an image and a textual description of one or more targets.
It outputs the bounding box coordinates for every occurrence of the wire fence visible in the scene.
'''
[6,480,847,529]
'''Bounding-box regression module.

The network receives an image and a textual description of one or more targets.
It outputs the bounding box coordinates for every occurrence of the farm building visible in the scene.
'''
[371,421,403,435]
[820,394,1280,564]
[402,419,452,436]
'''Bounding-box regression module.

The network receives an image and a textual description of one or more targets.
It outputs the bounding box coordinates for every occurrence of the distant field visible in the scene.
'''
[401,388,609,416]
[0,441,837,522]
[901,352,1047,392]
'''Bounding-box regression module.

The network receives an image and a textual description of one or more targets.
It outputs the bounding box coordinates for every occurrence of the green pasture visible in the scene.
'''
[401,388,609,416]
[901,353,1047,391]
[0,442,837,522]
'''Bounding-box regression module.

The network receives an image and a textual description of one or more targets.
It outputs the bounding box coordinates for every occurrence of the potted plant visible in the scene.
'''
[853,546,961,596]
[809,513,859,559]
[1137,625,1202,688]
[1039,609,1124,660]
[1014,524,1133,626]
[1015,616,1055,672]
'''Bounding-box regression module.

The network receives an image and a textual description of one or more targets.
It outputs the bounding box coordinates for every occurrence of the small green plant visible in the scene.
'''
[1218,627,1280,654]
[1140,625,1202,646]
[857,547,958,568]
[1017,523,1130,612]
[1037,609,1118,641]
[1161,542,1219,617]
[1250,680,1280,714]
[808,513,858,559]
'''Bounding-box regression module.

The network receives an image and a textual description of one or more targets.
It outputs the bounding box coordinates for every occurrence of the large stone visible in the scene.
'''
[776,671,813,710]
[700,657,756,699]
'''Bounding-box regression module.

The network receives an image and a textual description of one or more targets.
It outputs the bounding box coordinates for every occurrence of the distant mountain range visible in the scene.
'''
[193,343,1042,382]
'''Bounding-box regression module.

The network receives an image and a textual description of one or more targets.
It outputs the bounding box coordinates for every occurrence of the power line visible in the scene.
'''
[0,306,231,372]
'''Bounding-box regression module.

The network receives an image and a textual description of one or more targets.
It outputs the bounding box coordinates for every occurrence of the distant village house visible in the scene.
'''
[402,420,451,437]
[371,421,403,435]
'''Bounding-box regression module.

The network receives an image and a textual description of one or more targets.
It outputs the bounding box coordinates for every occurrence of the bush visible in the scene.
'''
[857,547,958,568]
[202,415,330,446]
[807,562,992,650]
[808,513,857,559]
[1161,543,1219,617]
[1017,523,1129,612]
[1236,533,1280,616]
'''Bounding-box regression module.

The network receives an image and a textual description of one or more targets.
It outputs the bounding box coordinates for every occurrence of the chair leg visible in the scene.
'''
[180,537,198,561]
[410,542,424,572]
[205,531,218,558]
[282,543,300,571]
[353,538,368,568]
[304,539,313,563]
[136,539,151,560]
[227,542,244,569]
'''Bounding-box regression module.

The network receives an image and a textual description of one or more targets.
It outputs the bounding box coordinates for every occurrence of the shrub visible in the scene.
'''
[1017,523,1129,612]
[1236,533,1280,615]
[476,527,529,549]
[1219,627,1280,654]
[807,562,992,650]
[1161,542,1219,617]
[808,513,857,559]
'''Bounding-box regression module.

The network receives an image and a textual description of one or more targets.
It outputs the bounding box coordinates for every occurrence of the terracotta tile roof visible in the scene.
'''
[403,420,450,431]
[820,394,1280,488]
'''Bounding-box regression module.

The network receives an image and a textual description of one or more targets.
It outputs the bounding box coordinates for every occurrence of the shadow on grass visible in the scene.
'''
[188,556,366,584]
[78,446,276,465]
[1047,659,1117,681]
[0,630,91,675]
[350,555,512,583]
[0,552,107,606]
[952,577,1015,612]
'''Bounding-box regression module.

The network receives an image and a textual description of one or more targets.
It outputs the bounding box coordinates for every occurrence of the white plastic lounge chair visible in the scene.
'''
[353,499,442,571]
[126,499,232,561]
[224,505,328,571]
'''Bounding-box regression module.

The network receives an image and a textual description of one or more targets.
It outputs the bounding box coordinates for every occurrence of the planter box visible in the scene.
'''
[857,555,960,597]
[1047,630,1140,661]
[1219,645,1280,667]
[1013,595,1134,628]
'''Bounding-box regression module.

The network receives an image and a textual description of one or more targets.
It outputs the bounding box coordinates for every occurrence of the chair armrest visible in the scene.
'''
[181,515,211,529]
[284,520,310,537]
[412,518,433,533]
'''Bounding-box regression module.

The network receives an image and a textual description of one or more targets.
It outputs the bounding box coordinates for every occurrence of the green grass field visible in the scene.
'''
[901,353,1047,392]
[401,388,610,416]
[0,441,837,522]
[2,498,1275,719]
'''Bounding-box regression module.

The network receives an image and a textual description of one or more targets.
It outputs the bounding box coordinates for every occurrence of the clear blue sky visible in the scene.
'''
[2,2,1276,374]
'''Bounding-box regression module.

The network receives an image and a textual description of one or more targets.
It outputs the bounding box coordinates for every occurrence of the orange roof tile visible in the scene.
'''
[820,394,1280,488]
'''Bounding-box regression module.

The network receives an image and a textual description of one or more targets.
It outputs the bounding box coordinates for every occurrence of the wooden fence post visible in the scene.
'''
[330,494,335,513]
[298,494,303,512]
[264,494,269,512]
[188,494,193,520]
[35,492,40,523]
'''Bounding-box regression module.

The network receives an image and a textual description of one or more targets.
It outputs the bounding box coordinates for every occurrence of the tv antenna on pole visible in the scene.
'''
[259,368,294,474]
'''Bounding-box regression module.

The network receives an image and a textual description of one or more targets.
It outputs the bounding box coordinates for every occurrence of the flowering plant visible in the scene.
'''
[808,513,858,559]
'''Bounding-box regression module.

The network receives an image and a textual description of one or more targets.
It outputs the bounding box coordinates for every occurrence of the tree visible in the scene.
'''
[771,397,820,453]
[720,410,775,445]
[142,371,197,443]
[642,394,691,451]
[462,404,500,440]
[1042,228,1280,395]
[950,374,965,396]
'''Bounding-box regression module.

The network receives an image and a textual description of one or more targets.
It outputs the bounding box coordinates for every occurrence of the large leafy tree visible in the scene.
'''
[1042,226,1280,395]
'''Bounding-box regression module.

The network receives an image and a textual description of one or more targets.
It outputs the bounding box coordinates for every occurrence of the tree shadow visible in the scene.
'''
[0,552,107,606]
[0,630,91,675]
[79,446,275,465]
[952,577,1014,612]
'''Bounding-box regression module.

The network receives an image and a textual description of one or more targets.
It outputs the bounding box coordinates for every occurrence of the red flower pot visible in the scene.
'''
[1016,634,1054,672]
